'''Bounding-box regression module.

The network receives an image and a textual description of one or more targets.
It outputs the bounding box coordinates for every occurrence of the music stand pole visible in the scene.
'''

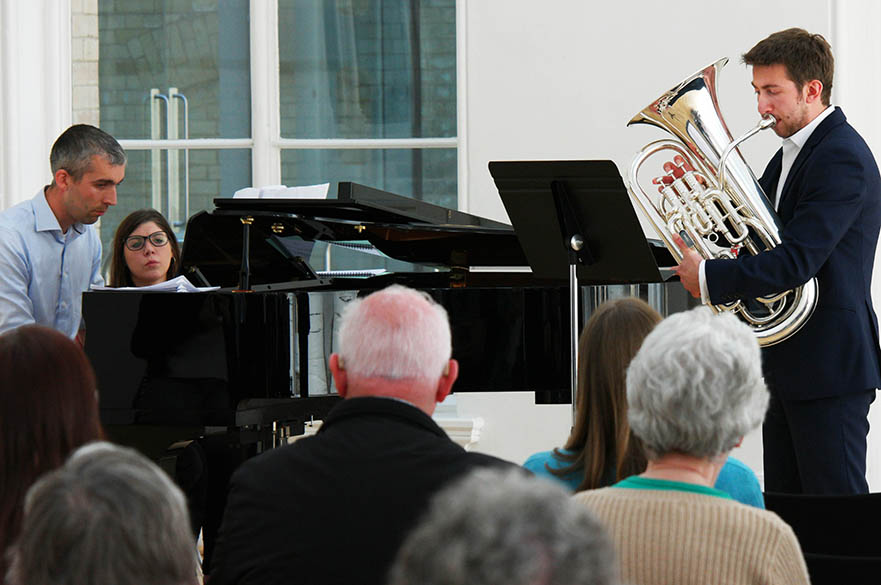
[551,179,593,423]
[568,236,584,420]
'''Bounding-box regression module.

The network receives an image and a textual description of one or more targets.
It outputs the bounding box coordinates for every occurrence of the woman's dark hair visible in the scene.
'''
[551,297,662,491]
[0,325,105,575]
[108,209,181,287]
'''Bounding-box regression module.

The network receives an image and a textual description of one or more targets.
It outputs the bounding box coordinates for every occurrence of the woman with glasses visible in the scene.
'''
[109,209,181,287]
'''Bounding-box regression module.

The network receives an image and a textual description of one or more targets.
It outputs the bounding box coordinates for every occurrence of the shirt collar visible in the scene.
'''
[787,105,836,150]
[32,188,63,232]
[32,187,85,236]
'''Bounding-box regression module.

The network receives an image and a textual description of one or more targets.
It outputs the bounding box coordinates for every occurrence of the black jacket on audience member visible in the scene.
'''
[208,396,513,585]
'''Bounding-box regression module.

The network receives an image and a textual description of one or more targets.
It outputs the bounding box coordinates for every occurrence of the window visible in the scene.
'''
[98,0,252,260]
[278,0,457,208]
[96,0,457,268]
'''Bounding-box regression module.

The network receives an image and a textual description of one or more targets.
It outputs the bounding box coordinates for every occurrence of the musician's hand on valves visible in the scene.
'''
[673,234,702,299]
[654,156,707,193]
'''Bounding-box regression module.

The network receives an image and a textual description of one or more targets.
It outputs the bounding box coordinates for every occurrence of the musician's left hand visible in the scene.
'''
[673,234,702,299]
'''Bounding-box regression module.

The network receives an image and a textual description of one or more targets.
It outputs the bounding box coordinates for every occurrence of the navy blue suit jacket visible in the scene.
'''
[705,108,881,400]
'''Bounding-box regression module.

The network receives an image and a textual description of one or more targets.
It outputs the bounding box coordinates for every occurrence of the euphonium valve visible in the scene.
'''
[626,58,817,347]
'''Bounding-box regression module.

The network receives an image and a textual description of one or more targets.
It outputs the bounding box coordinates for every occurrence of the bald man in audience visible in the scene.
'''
[208,285,513,585]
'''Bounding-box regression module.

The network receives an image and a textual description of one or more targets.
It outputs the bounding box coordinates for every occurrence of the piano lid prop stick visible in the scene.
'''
[235,216,254,292]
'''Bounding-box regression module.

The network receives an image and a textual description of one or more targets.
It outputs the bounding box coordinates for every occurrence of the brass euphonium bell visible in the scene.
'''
[626,58,817,346]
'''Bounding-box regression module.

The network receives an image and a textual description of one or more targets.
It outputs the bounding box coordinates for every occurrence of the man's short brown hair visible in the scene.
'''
[742,28,834,106]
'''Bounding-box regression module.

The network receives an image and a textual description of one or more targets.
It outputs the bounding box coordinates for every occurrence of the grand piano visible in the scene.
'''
[82,181,679,562]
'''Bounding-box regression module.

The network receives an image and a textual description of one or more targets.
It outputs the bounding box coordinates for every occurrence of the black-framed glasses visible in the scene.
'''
[125,231,170,251]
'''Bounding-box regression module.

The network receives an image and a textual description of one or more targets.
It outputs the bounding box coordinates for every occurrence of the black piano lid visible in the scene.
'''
[215,182,513,228]
[181,183,529,288]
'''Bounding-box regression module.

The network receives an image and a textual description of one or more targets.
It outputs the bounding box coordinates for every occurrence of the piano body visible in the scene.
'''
[83,182,680,562]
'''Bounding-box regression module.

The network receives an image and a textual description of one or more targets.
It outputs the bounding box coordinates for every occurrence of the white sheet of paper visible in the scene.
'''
[233,183,330,199]
[90,275,219,292]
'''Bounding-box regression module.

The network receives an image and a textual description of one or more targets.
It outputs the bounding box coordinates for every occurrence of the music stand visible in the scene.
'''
[489,159,667,415]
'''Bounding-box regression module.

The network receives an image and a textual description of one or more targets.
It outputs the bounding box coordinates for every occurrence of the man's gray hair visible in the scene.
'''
[387,468,619,585]
[5,442,199,585]
[626,307,769,459]
[337,284,451,380]
[50,124,126,181]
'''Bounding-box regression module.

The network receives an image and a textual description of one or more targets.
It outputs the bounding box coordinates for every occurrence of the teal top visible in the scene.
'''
[523,449,764,508]
[613,475,733,499]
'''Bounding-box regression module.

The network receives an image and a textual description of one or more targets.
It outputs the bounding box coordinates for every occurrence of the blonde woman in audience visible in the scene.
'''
[574,307,809,585]
[523,297,765,508]
[0,325,105,577]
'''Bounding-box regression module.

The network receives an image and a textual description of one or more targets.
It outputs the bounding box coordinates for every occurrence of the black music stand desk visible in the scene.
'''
[489,159,670,410]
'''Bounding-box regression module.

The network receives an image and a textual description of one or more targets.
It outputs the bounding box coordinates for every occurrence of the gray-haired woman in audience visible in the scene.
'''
[6,442,201,585]
[574,307,809,585]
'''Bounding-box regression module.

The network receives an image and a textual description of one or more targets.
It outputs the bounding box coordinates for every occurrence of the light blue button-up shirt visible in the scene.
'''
[0,189,104,338]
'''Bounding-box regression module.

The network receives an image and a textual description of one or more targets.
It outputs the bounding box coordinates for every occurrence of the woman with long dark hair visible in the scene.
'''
[108,208,180,287]
[524,297,764,507]
[0,325,105,574]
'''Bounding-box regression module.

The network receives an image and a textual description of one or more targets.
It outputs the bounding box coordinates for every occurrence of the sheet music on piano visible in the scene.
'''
[233,183,330,199]
[90,275,220,292]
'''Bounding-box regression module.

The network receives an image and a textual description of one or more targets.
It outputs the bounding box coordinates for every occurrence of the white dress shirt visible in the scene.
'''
[697,106,836,304]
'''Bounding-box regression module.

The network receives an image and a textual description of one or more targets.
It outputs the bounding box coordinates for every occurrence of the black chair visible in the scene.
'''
[803,552,881,585]
[763,491,881,557]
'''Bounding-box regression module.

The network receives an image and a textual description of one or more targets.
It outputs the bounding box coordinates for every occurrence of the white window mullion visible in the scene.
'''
[118,138,254,150]
[118,138,453,151]
[456,0,468,212]
[250,0,282,188]
[276,138,457,150]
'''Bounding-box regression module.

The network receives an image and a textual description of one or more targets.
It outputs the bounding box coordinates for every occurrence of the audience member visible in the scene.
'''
[109,208,180,287]
[5,442,200,585]
[0,325,105,576]
[573,307,810,585]
[208,284,513,585]
[523,298,764,507]
[0,124,126,338]
[387,467,619,585]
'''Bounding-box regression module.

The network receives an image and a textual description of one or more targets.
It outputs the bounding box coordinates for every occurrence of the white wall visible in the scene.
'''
[460,0,831,222]
[836,0,881,498]
[457,0,881,491]
[0,0,72,209]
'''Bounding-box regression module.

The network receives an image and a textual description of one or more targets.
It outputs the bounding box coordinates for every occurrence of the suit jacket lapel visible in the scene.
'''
[759,149,783,198]
[777,107,846,210]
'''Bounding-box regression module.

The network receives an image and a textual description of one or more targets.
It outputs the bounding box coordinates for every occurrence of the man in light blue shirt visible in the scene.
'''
[0,124,126,340]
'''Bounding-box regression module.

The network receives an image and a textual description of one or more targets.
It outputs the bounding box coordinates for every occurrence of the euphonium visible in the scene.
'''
[627,57,817,346]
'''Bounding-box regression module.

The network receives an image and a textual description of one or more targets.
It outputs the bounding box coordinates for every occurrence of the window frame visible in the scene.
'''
[116,0,463,208]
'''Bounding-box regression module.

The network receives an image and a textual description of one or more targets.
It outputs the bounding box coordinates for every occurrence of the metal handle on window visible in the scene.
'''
[170,88,190,228]
[149,89,168,214]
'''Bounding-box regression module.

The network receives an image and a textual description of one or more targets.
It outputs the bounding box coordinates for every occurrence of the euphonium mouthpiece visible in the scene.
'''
[759,114,776,130]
